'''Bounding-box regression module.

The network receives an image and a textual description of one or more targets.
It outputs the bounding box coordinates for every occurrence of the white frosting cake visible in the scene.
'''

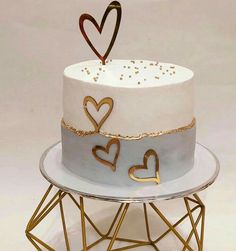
[63,60,194,136]
[61,59,195,187]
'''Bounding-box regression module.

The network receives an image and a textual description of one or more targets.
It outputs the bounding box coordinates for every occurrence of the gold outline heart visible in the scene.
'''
[128,149,161,184]
[79,1,122,65]
[83,96,114,132]
[92,138,120,172]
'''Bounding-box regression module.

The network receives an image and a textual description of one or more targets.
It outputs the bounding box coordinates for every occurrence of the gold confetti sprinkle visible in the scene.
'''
[129,75,132,78]
[155,76,159,79]
[138,81,141,84]
[135,71,139,74]
[170,66,175,69]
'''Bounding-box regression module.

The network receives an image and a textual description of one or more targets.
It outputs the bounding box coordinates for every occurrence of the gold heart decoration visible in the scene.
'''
[128,149,161,184]
[79,1,122,65]
[83,96,114,132]
[92,138,120,172]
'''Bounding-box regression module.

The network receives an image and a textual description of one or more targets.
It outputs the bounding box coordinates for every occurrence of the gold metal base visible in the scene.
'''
[26,185,205,251]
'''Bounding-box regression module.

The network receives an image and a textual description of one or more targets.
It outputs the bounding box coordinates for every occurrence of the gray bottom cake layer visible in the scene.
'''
[61,126,196,187]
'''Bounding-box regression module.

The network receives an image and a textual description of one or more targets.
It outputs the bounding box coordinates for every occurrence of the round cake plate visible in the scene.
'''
[40,142,219,203]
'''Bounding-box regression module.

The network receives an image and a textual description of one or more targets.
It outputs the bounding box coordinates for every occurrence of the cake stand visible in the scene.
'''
[25,142,219,251]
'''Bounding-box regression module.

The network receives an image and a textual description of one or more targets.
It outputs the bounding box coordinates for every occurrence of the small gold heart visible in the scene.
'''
[128,149,161,184]
[92,138,120,172]
[83,96,114,132]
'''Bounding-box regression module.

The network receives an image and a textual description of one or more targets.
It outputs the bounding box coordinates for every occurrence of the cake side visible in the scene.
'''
[61,123,196,186]
[63,59,194,136]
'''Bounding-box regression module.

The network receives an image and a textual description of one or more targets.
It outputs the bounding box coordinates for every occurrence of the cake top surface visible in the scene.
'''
[64,59,193,88]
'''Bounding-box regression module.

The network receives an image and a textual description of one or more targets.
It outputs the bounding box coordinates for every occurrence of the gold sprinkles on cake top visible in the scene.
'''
[78,60,178,85]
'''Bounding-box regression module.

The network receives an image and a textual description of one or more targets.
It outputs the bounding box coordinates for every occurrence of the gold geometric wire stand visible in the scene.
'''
[25,184,205,251]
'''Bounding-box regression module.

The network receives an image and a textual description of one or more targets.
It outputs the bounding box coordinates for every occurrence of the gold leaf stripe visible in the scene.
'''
[61,118,196,141]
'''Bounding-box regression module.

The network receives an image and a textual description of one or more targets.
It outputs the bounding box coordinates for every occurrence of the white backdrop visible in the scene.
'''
[1,0,236,250]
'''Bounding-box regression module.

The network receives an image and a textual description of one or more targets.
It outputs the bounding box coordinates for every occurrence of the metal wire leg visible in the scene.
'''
[193,194,205,250]
[182,194,205,251]
[184,198,201,250]
[149,202,194,251]
[80,196,87,251]
[143,204,159,251]
[25,185,66,250]
[26,184,54,231]
[59,191,70,251]
[182,207,203,251]
[107,203,130,251]
[26,186,206,251]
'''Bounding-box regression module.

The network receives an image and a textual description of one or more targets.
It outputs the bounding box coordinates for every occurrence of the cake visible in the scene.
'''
[61,59,195,186]
[61,2,195,187]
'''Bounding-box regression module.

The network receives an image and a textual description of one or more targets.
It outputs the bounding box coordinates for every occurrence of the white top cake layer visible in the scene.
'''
[63,60,194,136]
[64,60,193,88]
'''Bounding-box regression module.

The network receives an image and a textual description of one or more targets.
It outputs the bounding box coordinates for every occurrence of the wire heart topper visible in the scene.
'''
[129,149,161,184]
[79,1,122,65]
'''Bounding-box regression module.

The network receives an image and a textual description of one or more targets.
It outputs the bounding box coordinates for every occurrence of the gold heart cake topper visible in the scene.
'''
[83,96,114,132]
[128,149,161,184]
[79,1,122,65]
[92,138,120,172]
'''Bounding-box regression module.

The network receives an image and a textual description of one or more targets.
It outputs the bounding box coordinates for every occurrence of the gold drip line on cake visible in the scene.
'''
[61,117,196,140]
